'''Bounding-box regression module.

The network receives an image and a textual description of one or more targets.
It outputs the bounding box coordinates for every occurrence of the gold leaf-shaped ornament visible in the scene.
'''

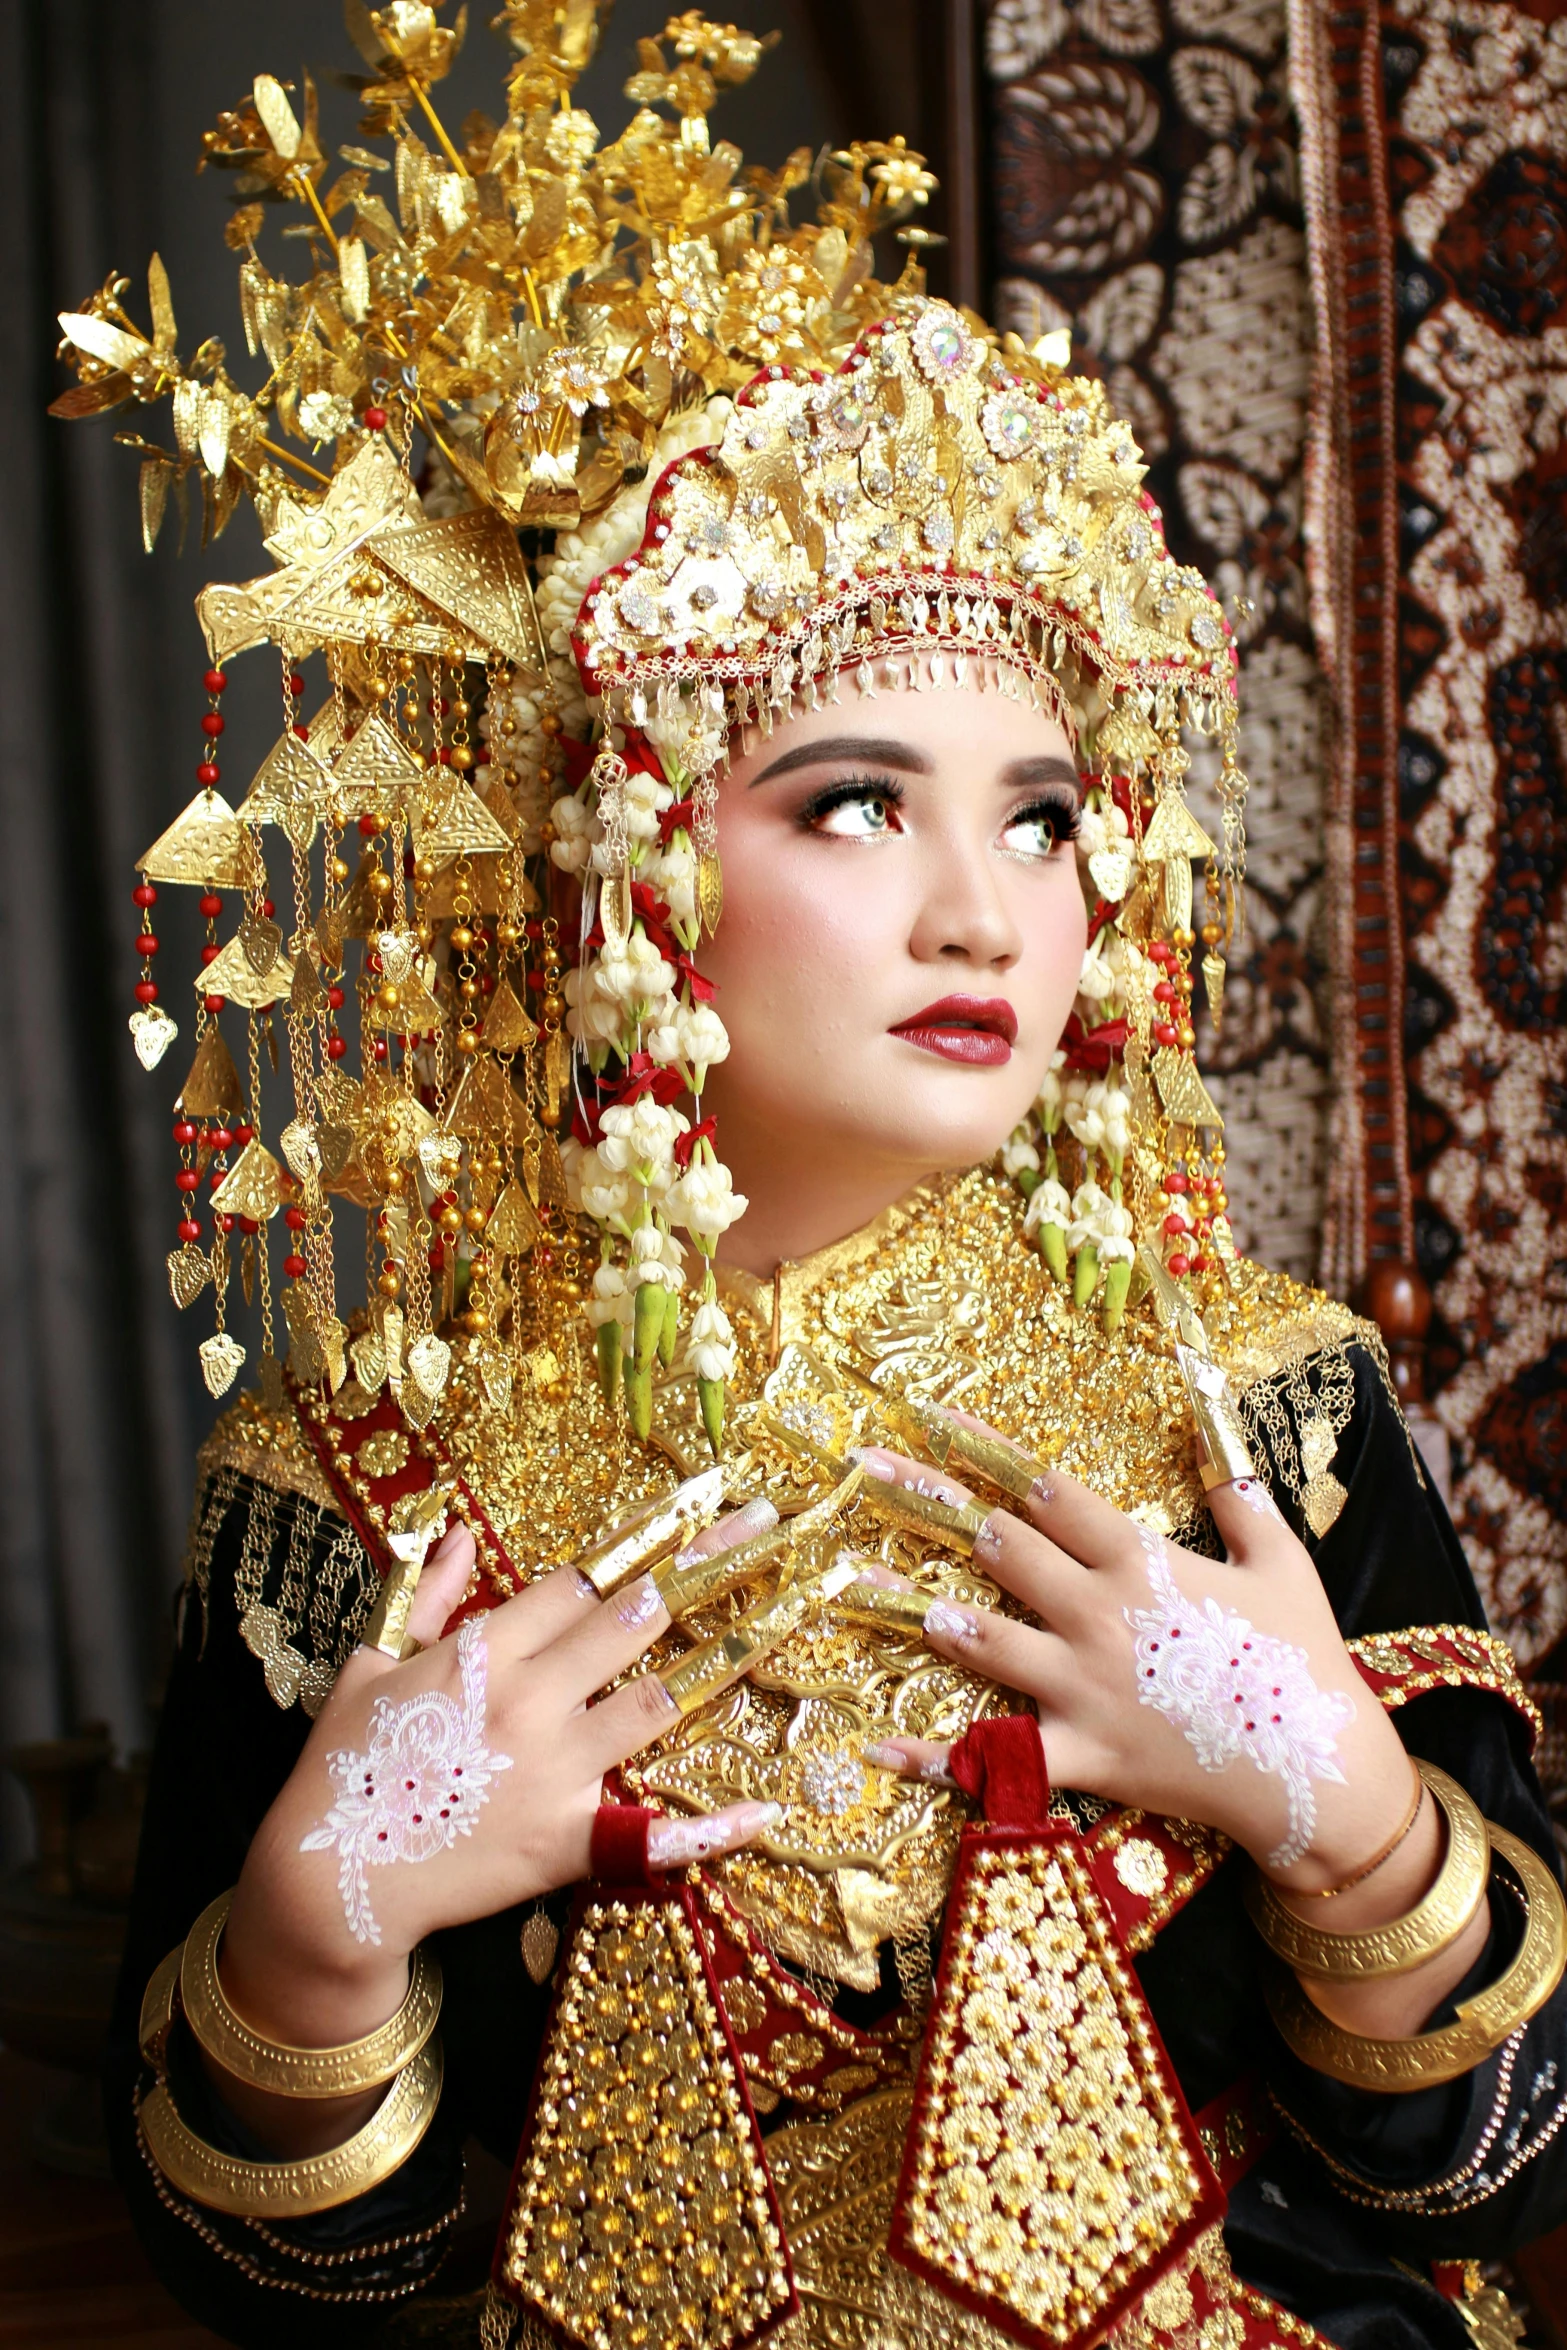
[486,1179,542,1255]
[199,1331,246,1398]
[480,977,537,1053]
[406,1332,452,1401]
[166,1244,212,1310]
[197,932,294,1011]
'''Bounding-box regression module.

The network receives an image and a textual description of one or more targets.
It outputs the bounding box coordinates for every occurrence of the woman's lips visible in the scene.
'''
[889,996,1017,1067]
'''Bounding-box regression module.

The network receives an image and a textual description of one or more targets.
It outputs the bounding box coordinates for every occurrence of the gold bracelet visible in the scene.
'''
[1264,1821,1567,2090]
[1285,1763,1425,1899]
[179,1891,442,2099]
[140,2041,443,2218]
[1246,1762,1488,1980]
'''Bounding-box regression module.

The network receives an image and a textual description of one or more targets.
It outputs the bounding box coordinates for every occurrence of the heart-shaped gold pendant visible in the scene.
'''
[406,1332,452,1400]
[199,1331,246,1397]
[129,1005,178,1070]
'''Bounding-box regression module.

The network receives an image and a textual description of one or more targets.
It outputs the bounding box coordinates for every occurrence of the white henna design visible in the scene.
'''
[1124,1533,1353,1869]
[300,1620,512,1944]
[646,1801,781,1867]
[1233,1478,1283,1520]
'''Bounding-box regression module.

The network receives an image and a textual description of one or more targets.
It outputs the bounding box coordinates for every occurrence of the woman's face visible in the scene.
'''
[698,682,1087,1200]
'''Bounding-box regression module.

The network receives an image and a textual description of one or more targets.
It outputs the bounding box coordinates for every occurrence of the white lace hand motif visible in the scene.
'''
[300,1620,513,1944]
[1124,1535,1354,1870]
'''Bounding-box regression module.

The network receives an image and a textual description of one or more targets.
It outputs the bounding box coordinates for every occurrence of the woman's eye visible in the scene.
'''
[812,791,901,839]
[1000,804,1071,858]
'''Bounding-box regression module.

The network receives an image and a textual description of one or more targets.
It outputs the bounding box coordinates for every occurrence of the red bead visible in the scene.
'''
[285,1205,308,1232]
[176,1168,201,1193]
[1163,1171,1190,1194]
[357,814,379,837]
[210,1126,233,1151]
[196,761,221,787]
[1191,1255,1212,1275]
[177,1217,202,1244]
[288,672,305,696]
[326,1033,348,1061]
[200,941,221,967]
[133,978,159,1004]
[173,1120,196,1145]
[327,984,345,1011]
[1153,1022,1178,1048]
[203,668,227,696]
[1148,942,1171,966]
[1167,1252,1191,1278]
[136,933,159,957]
[428,1245,446,1271]
[1153,980,1176,1004]
[239,1215,260,1235]
[261,897,275,918]
[283,1252,308,1279]
[204,992,226,1013]
[201,711,225,738]
[292,721,309,741]
[207,1162,226,1189]
[199,892,222,918]
[372,1037,388,1062]
[427,696,449,716]
[133,881,158,908]
[1162,1213,1189,1239]
[436,744,452,765]
[363,405,387,431]
[220,1213,236,1234]
[234,1122,254,1145]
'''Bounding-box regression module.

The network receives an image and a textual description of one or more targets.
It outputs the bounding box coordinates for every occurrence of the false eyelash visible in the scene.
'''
[1007,789,1083,846]
[796,772,906,827]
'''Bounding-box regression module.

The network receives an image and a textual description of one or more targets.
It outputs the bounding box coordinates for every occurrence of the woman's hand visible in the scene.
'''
[213,1505,776,2152]
[858,1434,1400,1878]
[860,1425,1492,2044]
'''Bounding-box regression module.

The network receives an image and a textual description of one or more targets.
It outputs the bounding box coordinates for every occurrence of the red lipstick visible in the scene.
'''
[889,995,1017,1067]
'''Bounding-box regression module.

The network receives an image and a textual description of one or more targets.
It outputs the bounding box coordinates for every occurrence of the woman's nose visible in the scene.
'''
[908,840,1024,969]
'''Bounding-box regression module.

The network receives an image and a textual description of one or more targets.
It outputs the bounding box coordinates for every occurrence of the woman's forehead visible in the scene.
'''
[728,678,1079,780]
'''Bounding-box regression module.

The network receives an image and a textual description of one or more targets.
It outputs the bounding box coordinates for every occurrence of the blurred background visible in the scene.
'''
[2,0,1565,2332]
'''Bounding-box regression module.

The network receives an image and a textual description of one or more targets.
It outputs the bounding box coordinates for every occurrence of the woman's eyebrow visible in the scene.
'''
[999,755,1082,792]
[745,736,934,787]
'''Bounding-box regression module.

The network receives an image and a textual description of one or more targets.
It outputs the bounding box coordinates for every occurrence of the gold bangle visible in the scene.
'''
[1264,1821,1567,2090]
[1246,1762,1488,1981]
[140,2040,443,2217]
[179,1892,443,2099]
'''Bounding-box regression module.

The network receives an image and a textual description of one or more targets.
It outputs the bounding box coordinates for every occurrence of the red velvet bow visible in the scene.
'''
[1061,1011,1130,1072]
[674,1115,717,1170]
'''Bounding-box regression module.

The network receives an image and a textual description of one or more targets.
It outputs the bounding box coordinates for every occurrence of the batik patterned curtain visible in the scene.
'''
[982,0,1567,1666]
[983,0,1332,1288]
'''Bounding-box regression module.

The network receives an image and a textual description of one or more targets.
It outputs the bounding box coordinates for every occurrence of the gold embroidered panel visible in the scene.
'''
[496,1896,792,2350]
[890,1838,1215,2347]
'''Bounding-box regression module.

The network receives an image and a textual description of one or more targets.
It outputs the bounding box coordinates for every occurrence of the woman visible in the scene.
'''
[76,20,1567,2350]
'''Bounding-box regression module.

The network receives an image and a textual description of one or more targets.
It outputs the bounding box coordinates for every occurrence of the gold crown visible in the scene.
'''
[574,299,1236,756]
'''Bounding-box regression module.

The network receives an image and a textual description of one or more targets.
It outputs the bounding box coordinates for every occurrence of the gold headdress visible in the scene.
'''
[55,0,1245,1445]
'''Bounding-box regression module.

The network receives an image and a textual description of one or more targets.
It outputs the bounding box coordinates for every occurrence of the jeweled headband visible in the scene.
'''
[53,3,1245,1448]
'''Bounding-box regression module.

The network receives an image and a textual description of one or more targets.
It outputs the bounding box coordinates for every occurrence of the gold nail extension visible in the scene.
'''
[765,1416,991,1557]
[577,1464,730,1597]
[654,1466,863,1619]
[1136,1244,1256,1490]
[831,1575,935,1638]
[871,1388,1048,1503]
[657,1558,860,1717]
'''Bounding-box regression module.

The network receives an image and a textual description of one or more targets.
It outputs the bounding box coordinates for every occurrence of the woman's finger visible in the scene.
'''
[544,1572,675,1711]
[671,1496,778,1565]
[403,1524,480,1645]
[919,1598,1075,1702]
[646,1800,782,1867]
[851,1444,975,1510]
[1014,1464,1144,1569]
[1203,1472,1289,1568]
[971,1506,1091,1625]
[863,1736,958,1788]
